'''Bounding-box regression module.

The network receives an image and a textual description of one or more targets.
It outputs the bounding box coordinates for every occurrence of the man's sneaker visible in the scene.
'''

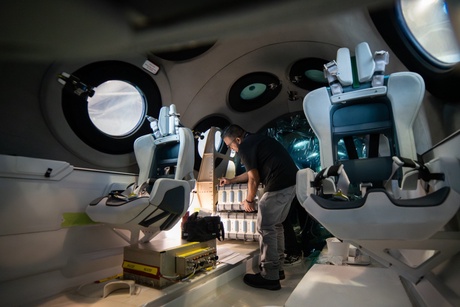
[243,273,281,290]
[284,254,301,265]
[279,270,285,280]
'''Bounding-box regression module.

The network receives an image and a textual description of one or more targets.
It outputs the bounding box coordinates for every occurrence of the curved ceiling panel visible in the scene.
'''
[182,41,339,131]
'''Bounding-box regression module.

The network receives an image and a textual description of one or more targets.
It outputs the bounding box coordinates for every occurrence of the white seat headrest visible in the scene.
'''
[158,106,170,136]
[355,42,375,82]
[336,48,353,86]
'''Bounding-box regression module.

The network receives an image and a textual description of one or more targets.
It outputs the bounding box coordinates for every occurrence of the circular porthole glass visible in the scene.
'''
[192,115,230,171]
[304,69,326,83]
[370,1,460,101]
[87,80,146,137]
[399,0,460,65]
[240,83,267,100]
[62,60,162,155]
[289,58,329,91]
[197,129,222,158]
[228,72,281,112]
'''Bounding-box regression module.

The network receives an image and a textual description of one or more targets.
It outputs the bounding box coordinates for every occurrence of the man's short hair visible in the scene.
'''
[222,124,245,139]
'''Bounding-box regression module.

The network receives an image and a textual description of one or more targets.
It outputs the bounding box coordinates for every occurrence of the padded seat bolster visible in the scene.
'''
[311,186,450,210]
[311,194,365,209]
[157,186,186,214]
[393,186,450,207]
[296,168,316,204]
[305,186,459,240]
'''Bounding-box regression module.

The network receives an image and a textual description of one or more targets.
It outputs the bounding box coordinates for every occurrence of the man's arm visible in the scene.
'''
[244,169,260,212]
[219,172,248,186]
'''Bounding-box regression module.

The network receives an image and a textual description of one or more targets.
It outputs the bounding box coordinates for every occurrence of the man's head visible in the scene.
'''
[222,124,245,152]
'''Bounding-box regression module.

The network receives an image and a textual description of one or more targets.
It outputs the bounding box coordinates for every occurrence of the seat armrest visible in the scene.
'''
[296,168,316,205]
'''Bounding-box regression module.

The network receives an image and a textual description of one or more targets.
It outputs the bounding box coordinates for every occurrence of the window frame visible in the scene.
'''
[62,60,162,154]
[370,2,460,101]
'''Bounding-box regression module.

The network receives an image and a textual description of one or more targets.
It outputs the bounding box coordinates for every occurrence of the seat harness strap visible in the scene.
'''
[372,50,389,87]
[324,60,343,95]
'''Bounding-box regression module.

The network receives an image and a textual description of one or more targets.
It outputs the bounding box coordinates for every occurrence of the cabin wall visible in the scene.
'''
[423,93,460,146]
[0,61,62,159]
[0,155,136,306]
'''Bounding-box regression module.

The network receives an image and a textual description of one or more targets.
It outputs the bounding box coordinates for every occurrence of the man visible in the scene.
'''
[283,196,303,266]
[219,124,297,290]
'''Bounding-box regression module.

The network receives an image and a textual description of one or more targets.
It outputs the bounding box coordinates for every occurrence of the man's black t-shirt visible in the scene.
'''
[238,133,298,192]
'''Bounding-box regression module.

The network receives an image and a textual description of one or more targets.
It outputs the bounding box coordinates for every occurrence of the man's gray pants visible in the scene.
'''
[257,185,296,280]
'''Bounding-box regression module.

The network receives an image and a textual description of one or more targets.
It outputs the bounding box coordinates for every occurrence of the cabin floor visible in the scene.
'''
[31,238,311,307]
[30,234,419,307]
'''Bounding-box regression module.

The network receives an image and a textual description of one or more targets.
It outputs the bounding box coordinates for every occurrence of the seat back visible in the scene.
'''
[304,42,424,188]
[134,104,195,188]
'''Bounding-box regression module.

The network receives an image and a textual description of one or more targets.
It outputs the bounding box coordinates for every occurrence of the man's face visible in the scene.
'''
[224,136,240,152]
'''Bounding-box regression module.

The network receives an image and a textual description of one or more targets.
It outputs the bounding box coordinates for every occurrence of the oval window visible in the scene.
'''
[288,58,329,91]
[370,2,460,101]
[88,80,146,137]
[192,115,230,171]
[62,60,162,155]
[228,72,282,112]
[399,0,460,66]
[240,83,267,100]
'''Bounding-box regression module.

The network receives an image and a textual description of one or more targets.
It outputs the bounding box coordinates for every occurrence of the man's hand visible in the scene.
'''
[219,177,231,186]
[243,199,256,212]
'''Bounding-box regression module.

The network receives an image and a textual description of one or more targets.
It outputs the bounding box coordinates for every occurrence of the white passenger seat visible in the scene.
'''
[86,104,195,244]
[296,42,460,284]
